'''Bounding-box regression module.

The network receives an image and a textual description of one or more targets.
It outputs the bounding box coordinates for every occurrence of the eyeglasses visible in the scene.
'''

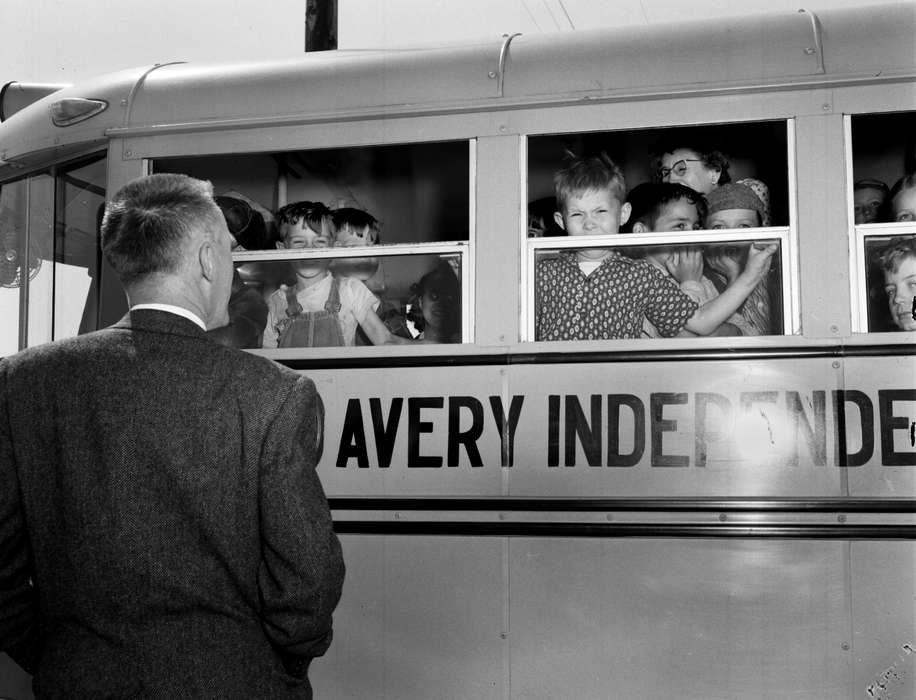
[658,158,702,181]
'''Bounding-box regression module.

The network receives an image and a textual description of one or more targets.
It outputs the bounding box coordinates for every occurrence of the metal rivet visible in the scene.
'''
[822,103,831,111]
[837,514,846,523]
[829,324,839,333]
[804,47,816,55]
[842,642,850,651]
[124,149,132,157]
[120,99,128,107]
[498,125,508,133]
[488,70,497,79]
[832,360,840,369]
[719,513,728,522]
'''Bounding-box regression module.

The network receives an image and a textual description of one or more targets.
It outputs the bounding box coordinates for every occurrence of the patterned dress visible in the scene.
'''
[535,251,698,340]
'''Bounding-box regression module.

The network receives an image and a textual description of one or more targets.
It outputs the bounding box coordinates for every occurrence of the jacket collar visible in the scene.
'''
[112,308,208,339]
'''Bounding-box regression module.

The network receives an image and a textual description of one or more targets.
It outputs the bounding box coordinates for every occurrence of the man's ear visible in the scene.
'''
[631,220,648,234]
[553,211,566,231]
[619,202,632,227]
[199,240,215,282]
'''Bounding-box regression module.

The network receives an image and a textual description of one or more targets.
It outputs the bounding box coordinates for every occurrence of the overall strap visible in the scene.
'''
[325,276,342,314]
[284,285,303,317]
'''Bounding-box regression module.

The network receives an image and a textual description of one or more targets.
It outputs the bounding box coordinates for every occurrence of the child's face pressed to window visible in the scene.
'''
[653,198,701,232]
[279,219,331,280]
[707,208,759,229]
[884,256,916,331]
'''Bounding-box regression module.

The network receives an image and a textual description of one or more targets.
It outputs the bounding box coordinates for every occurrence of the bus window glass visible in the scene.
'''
[227,251,464,349]
[155,141,471,347]
[0,178,33,355]
[55,154,107,337]
[526,121,791,340]
[850,112,916,332]
[533,239,783,340]
[0,174,55,354]
[863,235,916,334]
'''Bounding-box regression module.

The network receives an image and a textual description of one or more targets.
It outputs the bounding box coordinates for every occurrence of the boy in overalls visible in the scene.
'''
[262,201,410,347]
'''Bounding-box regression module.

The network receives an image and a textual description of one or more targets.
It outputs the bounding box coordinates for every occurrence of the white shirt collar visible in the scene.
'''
[130,303,207,331]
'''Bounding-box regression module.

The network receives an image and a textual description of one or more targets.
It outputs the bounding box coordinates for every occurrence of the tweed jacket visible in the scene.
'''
[0,309,344,699]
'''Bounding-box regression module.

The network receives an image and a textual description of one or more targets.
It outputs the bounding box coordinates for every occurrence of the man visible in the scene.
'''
[0,173,344,698]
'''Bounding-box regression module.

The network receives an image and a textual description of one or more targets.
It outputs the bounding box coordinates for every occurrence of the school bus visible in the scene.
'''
[1,3,915,698]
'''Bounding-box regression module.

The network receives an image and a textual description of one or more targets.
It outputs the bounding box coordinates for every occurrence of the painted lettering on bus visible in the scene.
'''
[336,395,525,468]
[333,389,914,469]
[545,390,913,468]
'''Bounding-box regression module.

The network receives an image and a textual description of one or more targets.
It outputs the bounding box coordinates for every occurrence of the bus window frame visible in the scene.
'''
[845,114,916,333]
[521,119,800,341]
[150,138,478,346]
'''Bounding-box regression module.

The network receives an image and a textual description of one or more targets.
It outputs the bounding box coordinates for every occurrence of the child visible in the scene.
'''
[853,178,890,224]
[623,182,748,337]
[262,201,410,347]
[874,236,916,331]
[704,182,774,335]
[889,173,916,222]
[406,261,462,343]
[534,153,776,340]
[329,207,383,285]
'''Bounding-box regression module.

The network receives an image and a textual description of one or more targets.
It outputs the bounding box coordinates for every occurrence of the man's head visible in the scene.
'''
[875,236,916,331]
[705,182,765,230]
[553,153,630,259]
[101,173,233,328]
[853,179,889,224]
[624,182,705,233]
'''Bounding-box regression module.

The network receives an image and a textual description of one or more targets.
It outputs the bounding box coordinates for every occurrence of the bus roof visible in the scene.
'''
[0,2,913,177]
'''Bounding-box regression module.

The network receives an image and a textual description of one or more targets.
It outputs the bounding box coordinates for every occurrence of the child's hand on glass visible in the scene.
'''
[665,247,704,284]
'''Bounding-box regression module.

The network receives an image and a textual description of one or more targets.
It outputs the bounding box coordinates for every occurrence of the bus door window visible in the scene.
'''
[525,121,793,341]
[154,140,472,347]
[0,172,54,354]
[55,154,107,336]
[849,111,916,332]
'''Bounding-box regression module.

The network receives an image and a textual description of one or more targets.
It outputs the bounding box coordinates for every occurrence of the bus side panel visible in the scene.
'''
[311,535,506,700]
[310,537,916,699]
[508,538,850,700]
[851,541,916,700]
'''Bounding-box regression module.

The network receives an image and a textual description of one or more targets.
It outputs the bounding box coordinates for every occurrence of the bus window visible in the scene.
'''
[524,121,792,340]
[849,111,916,332]
[154,140,472,347]
[55,154,107,336]
[0,173,53,355]
[239,252,465,348]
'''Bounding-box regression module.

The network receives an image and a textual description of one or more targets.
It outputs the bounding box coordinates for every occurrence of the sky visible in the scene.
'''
[0,0,904,85]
